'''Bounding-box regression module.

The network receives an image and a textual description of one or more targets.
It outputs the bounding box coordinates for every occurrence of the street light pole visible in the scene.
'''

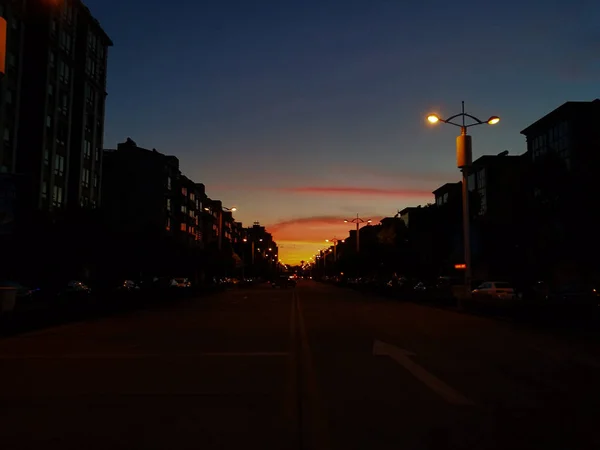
[344,214,371,253]
[426,101,500,305]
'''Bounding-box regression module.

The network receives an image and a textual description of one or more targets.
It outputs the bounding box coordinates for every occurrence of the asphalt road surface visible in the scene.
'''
[1,280,600,450]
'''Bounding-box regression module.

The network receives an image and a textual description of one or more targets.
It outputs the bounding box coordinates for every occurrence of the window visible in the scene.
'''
[49,51,56,67]
[477,169,486,189]
[85,84,96,107]
[41,182,48,199]
[83,140,91,158]
[197,199,201,210]
[52,185,63,207]
[181,187,188,196]
[190,192,195,202]
[82,169,90,188]
[54,154,65,176]
[180,223,186,232]
[47,115,52,128]
[91,200,97,209]
[166,176,171,190]
[166,217,171,231]
[56,124,67,147]
[59,61,70,84]
[189,210,194,218]
[95,149,100,162]
[44,150,50,165]
[166,198,171,211]
[181,205,187,214]
[85,56,96,77]
[93,173,98,188]
[468,173,476,191]
[3,128,10,144]
[60,92,68,115]
[48,84,54,96]
[188,226,194,234]
[85,114,94,133]
[479,188,487,215]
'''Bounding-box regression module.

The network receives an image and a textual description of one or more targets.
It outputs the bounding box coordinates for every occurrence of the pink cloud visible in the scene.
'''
[267,215,382,244]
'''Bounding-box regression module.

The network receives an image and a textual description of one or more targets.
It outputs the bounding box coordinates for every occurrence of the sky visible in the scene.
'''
[86,0,600,264]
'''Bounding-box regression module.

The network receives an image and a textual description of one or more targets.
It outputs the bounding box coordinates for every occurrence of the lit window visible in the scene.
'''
[190,192,195,202]
[167,177,171,190]
[181,187,188,196]
[41,182,48,199]
[82,169,90,188]
[54,154,64,176]
[166,198,171,211]
[166,217,171,231]
[180,223,186,232]
[52,185,63,207]
[83,140,91,158]
[93,173,98,188]
[181,205,187,214]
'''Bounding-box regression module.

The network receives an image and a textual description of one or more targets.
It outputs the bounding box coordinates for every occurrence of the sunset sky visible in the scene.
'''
[87,0,600,264]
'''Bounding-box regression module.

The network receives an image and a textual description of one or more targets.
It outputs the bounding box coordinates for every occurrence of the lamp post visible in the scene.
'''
[426,101,499,303]
[344,214,371,252]
[325,237,344,261]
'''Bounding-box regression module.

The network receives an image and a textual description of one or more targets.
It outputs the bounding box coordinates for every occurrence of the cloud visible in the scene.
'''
[267,214,382,246]
[268,215,348,234]
[280,186,433,197]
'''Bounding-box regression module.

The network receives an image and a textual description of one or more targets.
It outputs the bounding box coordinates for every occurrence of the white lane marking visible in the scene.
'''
[373,340,475,406]
[0,352,289,359]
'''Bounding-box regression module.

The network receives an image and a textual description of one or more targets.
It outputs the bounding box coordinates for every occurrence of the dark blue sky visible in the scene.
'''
[86,0,600,262]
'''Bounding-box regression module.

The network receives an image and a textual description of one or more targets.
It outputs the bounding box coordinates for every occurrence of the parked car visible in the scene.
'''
[471,281,516,308]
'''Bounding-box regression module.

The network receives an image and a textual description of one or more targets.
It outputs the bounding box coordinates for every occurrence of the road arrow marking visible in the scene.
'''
[373,340,474,406]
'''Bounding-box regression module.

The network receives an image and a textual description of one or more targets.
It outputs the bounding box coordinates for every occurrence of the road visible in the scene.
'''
[1,280,599,450]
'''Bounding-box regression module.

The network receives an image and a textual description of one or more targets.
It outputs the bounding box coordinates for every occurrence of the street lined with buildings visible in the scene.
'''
[1,281,599,449]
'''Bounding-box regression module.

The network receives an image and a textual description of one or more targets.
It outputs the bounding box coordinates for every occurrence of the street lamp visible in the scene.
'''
[218,206,237,251]
[426,101,499,302]
[325,237,344,261]
[344,214,371,252]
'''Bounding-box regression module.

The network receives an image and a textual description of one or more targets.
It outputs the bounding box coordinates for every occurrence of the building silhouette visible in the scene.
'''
[16,0,112,213]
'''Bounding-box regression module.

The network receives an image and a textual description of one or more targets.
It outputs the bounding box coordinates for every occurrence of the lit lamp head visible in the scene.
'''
[487,116,500,125]
[427,114,441,124]
[230,207,237,212]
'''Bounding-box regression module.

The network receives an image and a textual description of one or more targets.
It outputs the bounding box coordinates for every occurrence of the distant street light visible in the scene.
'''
[344,214,371,253]
[426,101,499,303]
